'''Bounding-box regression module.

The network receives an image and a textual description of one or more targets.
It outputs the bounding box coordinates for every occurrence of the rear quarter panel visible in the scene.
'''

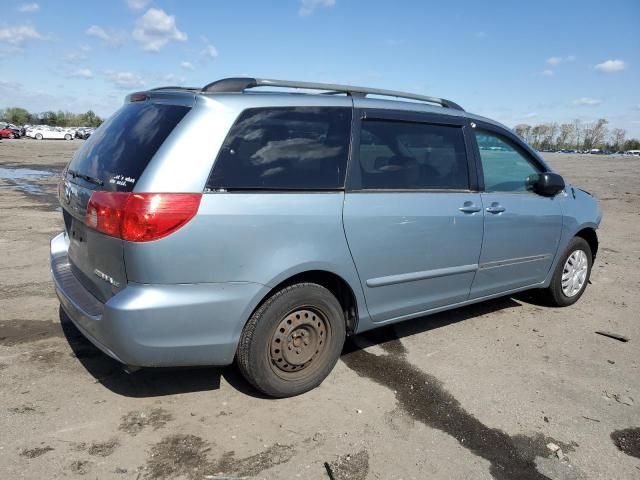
[126,93,369,328]
[132,95,237,193]
[123,192,370,322]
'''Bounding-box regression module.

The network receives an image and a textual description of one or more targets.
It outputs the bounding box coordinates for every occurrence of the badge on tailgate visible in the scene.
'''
[93,268,120,287]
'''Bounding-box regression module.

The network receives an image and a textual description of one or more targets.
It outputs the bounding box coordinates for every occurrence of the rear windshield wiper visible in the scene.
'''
[67,169,104,187]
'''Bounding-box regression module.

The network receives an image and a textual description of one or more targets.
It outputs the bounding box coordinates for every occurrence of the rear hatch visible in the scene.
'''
[61,96,192,302]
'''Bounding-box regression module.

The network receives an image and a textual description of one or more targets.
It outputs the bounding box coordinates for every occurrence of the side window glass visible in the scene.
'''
[357,120,469,190]
[207,107,351,190]
[475,130,541,192]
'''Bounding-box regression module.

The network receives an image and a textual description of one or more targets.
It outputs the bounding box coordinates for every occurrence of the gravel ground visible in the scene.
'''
[1,139,638,479]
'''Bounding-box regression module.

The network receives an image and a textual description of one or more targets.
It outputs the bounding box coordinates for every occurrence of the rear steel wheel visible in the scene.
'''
[237,283,346,397]
[269,308,330,378]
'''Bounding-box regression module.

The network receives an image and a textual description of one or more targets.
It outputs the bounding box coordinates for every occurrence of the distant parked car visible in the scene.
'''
[0,127,21,139]
[0,123,22,135]
[25,127,41,139]
[28,126,75,140]
[75,127,95,140]
[6,123,25,136]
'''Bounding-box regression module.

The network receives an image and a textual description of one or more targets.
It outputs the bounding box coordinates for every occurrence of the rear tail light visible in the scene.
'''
[86,192,202,242]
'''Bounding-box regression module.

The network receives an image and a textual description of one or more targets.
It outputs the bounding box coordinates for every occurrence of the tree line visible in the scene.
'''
[513,118,640,152]
[0,107,104,128]
[2,106,639,151]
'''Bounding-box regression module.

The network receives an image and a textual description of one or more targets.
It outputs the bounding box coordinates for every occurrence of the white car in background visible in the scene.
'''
[27,126,75,140]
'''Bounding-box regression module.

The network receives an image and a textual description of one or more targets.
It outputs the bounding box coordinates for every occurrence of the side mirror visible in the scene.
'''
[528,172,565,197]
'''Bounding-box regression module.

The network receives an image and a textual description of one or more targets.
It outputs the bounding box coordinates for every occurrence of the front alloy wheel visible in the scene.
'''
[542,236,592,307]
[561,249,589,297]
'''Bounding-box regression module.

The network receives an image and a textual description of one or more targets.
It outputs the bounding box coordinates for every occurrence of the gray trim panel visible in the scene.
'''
[365,253,551,288]
[366,264,478,288]
[478,254,551,270]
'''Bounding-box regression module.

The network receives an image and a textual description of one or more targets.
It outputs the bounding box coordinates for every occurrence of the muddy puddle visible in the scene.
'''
[0,166,56,195]
[611,428,640,459]
[0,165,61,210]
[342,332,578,480]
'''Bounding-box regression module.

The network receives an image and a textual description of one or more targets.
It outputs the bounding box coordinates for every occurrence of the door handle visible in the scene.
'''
[486,203,506,214]
[459,202,482,214]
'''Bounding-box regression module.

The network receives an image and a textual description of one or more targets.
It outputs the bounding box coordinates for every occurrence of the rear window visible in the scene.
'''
[67,101,190,192]
[206,107,352,191]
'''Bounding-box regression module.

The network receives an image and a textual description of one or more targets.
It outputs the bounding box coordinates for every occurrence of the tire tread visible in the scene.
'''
[236,282,344,397]
[542,237,592,307]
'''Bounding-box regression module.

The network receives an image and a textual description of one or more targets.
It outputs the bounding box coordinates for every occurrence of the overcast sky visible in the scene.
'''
[1,0,639,136]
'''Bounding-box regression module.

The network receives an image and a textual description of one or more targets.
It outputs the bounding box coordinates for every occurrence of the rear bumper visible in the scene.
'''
[50,232,268,367]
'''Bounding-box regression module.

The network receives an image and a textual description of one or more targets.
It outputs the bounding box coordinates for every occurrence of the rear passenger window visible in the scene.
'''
[207,107,351,190]
[357,120,469,190]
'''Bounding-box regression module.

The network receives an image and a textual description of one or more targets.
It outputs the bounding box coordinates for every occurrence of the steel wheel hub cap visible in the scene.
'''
[562,249,588,297]
[270,309,327,373]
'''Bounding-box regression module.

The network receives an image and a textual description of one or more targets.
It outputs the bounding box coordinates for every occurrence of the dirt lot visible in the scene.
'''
[1,139,638,479]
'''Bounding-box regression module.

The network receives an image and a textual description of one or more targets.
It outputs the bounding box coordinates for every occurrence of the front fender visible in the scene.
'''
[543,186,602,286]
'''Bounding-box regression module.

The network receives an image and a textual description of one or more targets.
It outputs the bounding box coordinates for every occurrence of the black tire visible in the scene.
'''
[237,283,346,398]
[35,133,43,140]
[542,237,592,307]
[64,134,71,140]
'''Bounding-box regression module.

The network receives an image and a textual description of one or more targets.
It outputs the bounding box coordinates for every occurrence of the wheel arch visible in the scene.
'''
[249,269,360,335]
[575,226,599,261]
[543,221,600,288]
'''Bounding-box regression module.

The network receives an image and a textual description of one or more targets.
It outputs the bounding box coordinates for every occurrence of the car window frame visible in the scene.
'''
[205,106,354,193]
[345,108,479,192]
[468,120,551,194]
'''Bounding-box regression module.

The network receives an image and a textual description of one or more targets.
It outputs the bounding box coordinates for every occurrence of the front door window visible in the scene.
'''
[474,130,541,192]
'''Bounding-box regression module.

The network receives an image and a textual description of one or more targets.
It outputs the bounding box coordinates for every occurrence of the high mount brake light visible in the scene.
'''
[129,93,149,102]
[86,192,202,242]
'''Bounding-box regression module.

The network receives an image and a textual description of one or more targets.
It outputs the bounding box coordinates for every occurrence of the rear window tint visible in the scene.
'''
[67,102,189,192]
[207,107,351,190]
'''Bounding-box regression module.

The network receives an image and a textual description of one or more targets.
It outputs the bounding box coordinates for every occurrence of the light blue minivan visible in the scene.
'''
[51,78,601,397]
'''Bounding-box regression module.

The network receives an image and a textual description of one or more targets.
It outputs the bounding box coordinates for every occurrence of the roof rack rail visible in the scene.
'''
[201,77,464,111]
[149,86,200,92]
